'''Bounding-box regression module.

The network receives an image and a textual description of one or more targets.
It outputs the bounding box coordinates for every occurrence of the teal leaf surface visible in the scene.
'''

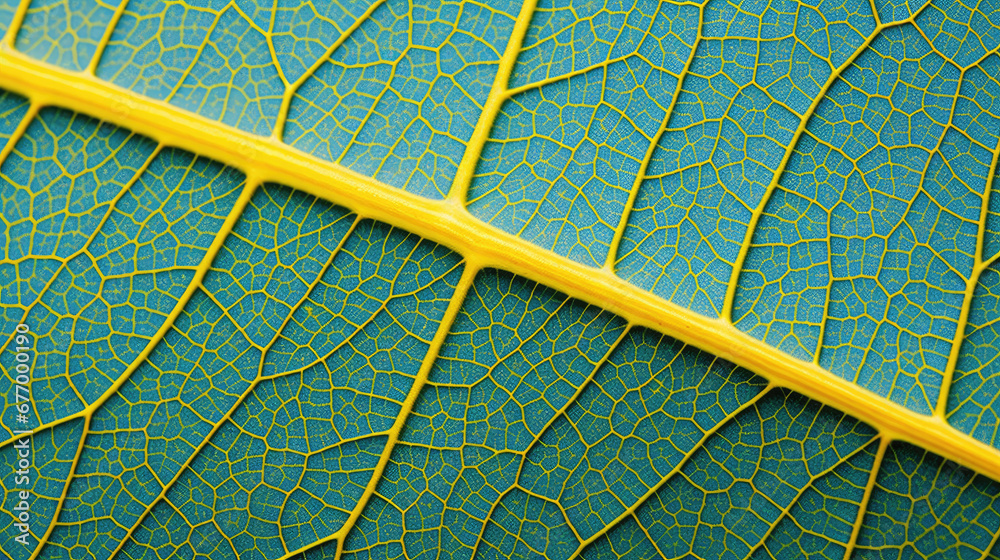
[2,0,1000,559]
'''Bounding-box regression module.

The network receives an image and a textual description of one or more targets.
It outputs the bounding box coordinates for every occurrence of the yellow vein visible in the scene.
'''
[0,172,254,449]
[634,511,670,560]
[0,135,160,434]
[272,0,386,142]
[604,3,705,271]
[448,0,539,204]
[275,263,480,560]
[841,437,889,560]
[0,95,35,169]
[849,57,967,411]
[721,13,916,321]
[100,195,360,560]
[26,416,90,560]
[501,0,703,101]
[483,319,633,548]
[937,113,1000,417]
[0,0,29,50]
[815,203,836,365]
[9,174,253,554]
[744,435,881,558]
[3,47,999,483]
[569,383,775,558]
[254,229,448,384]
[162,5,226,103]
[979,520,1000,560]
[263,1,289,88]
[86,0,130,76]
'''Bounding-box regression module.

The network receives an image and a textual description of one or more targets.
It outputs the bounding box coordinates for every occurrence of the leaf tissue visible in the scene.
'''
[1,0,1000,558]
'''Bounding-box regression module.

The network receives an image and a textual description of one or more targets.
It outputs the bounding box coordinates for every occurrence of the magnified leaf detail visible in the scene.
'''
[2,0,1000,559]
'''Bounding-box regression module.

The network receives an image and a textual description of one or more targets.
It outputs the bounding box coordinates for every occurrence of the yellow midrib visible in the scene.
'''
[1,46,998,484]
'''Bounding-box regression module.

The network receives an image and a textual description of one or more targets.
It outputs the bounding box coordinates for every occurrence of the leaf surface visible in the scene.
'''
[1,0,1000,559]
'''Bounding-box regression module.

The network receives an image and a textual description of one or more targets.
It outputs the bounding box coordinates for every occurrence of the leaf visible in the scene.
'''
[0,0,999,559]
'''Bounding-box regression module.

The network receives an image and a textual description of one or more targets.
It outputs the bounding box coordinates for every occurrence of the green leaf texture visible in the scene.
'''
[0,0,1000,559]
